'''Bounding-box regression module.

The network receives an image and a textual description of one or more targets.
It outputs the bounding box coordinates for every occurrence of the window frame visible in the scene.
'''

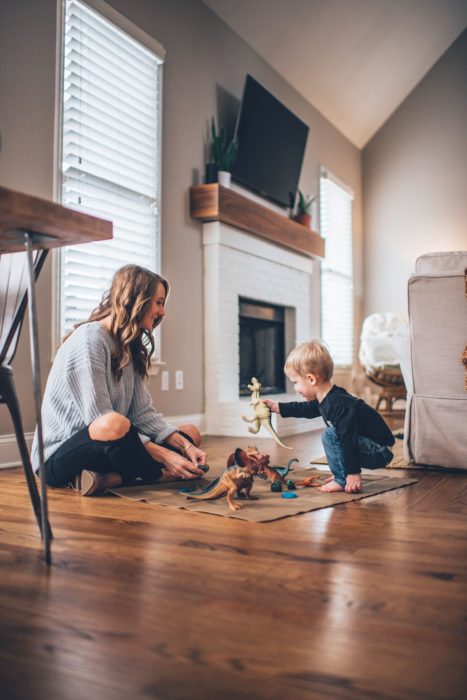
[52,0,165,372]
[319,166,355,369]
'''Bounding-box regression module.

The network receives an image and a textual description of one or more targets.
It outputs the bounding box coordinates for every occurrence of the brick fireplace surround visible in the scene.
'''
[191,184,325,438]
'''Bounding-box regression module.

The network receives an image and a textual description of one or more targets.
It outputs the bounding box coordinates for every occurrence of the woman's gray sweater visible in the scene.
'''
[31,322,177,470]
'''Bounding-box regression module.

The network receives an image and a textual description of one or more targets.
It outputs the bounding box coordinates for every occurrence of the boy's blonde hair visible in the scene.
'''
[284,340,334,382]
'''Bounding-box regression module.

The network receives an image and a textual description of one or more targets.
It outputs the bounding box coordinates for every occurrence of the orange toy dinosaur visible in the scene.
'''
[295,474,328,488]
[186,447,270,511]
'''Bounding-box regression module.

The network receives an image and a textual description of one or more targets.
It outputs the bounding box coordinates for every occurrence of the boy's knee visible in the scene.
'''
[178,423,201,447]
[89,412,131,442]
[321,426,336,446]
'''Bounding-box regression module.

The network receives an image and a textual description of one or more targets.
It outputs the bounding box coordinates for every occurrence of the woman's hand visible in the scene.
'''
[145,441,205,480]
[262,399,279,414]
[183,442,207,468]
[160,449,205,479]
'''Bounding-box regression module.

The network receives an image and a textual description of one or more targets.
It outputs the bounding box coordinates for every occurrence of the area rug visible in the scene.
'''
[109,465,417,522]
[311,435,411,469]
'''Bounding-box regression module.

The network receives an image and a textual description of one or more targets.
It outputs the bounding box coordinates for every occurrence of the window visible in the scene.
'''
[57,0,164,351]
[319,170,354,366]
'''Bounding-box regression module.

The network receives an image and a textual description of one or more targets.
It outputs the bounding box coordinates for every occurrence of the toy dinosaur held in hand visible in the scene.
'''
[185,447,269,511]
[242,377,292,449]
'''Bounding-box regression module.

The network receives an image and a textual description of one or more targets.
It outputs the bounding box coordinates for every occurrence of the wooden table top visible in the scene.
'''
[0,185,112,254]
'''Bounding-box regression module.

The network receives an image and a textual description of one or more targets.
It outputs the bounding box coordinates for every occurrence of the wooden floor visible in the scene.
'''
[1,428,466,700]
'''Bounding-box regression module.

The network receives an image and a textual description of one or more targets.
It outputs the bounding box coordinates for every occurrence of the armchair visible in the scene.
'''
[394,251,467,469]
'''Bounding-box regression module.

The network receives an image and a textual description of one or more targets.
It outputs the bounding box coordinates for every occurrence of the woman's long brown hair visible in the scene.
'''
[67,265,169,380]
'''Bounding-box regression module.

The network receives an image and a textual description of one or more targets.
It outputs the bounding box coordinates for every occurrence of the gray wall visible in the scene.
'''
[362,29,467,317]
[0,0,361,439]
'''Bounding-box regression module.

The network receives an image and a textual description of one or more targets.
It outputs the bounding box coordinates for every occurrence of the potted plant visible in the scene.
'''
[210,117,239,187]
[292,189,316,228]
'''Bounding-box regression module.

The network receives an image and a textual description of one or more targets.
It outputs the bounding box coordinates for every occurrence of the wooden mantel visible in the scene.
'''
[190,184,324,259]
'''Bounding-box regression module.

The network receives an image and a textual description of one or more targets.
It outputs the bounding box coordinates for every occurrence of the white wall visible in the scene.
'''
[362,30,467,317]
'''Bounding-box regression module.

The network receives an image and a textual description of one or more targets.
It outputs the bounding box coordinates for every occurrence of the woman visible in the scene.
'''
[32,265,206,496]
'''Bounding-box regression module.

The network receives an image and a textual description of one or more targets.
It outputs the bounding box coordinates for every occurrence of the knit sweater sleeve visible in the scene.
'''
[65,331,116,423]
[128,374,178,444]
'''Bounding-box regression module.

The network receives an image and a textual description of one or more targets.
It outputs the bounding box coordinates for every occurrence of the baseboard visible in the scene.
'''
[0,431,34,469]
[163,413,207,435]
[0,413,322,467]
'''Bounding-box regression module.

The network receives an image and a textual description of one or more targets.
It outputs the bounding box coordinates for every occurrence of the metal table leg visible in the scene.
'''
[24,234,52,565]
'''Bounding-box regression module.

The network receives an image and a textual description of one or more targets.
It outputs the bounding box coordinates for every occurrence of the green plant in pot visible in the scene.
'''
[293,189,316,228]
[211,117,239,187]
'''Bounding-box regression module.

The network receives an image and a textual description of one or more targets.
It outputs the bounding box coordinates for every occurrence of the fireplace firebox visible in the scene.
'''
[239,298,286,396]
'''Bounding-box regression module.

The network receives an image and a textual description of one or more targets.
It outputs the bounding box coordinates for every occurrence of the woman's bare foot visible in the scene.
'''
[320,480,344,493]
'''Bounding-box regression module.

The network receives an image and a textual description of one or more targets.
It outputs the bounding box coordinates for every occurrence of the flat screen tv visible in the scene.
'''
[232,75,309,208]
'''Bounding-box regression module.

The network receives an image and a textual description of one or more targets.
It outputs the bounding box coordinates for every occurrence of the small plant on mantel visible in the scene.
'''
[292,189,316,229]
[210,117,239,187]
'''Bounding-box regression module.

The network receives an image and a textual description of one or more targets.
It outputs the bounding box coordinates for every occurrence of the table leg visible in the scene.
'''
[25,234,52,565]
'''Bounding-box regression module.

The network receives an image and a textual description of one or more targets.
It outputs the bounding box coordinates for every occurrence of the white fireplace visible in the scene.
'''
[202,220,323,437]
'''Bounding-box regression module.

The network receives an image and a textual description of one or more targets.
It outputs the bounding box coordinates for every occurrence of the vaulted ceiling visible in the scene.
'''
[202,0,467,147]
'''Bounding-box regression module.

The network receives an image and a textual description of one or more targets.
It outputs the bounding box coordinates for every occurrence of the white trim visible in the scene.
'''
[51,1,66,357]
[76,0,166,60]
[0,432,34,469]
[320,165,355,199]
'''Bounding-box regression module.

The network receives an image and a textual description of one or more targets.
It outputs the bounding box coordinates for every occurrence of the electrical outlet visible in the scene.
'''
[175,370,184,390]
[161,370,169,391]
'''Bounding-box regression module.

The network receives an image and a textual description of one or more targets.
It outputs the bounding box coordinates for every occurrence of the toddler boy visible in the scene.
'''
[264,340,394,493]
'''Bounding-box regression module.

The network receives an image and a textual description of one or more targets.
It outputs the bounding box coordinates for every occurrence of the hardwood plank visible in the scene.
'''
[0,428,466,700]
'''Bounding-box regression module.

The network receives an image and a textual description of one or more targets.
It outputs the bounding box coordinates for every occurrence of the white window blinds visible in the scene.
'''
[320,171,354,366]
[59,0,164,338]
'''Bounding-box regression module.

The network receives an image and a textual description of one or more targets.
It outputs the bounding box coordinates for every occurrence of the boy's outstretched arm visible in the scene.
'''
[262,399,279,413]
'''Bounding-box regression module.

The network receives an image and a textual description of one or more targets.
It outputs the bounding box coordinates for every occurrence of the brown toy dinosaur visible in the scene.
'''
[241,445,297,491]
[186,447,270,511]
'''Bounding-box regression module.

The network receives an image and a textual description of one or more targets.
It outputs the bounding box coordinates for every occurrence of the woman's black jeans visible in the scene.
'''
[44,424,193,487]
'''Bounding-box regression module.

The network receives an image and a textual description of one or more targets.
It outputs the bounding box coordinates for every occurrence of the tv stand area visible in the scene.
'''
[190,184,324,258]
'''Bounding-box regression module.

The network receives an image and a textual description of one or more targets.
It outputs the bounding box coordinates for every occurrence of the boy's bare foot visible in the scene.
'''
[320,480,344,493]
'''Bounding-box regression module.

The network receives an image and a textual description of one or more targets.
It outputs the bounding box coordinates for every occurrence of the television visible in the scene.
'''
[232,75,309,208]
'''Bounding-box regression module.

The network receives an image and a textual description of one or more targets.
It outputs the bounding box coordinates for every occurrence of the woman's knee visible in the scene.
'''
[88,412,131,442]
[178,423,201,447]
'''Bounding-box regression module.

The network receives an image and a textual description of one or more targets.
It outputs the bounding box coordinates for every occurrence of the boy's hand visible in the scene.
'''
[345,474,362,493]
[262,399,279,414]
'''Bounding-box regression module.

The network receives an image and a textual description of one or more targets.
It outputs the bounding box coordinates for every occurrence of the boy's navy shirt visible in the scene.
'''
[278,385,395,475]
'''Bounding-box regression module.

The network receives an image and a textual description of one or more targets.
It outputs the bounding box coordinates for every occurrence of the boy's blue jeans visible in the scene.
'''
[321,426,393,488]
